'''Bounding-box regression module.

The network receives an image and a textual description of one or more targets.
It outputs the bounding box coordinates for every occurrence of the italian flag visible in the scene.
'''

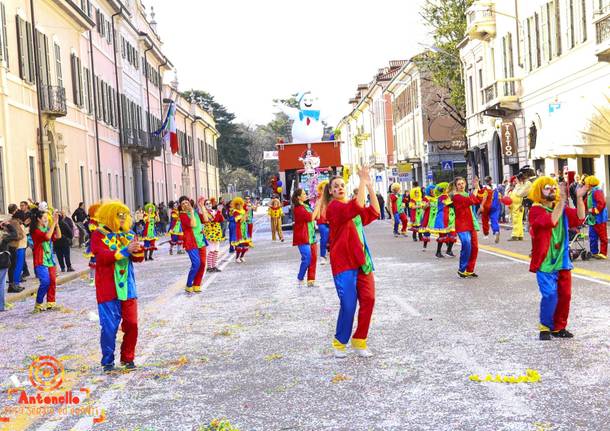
[156,101,178,154]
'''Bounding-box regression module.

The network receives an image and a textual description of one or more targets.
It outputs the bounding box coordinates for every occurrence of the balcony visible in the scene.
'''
[480,78,521,117]
[369,153,386,168]
[40,85,67,117]
[594,5,610,61]
[147,133,163,158]
[466,1,496,41]
[181,153,193,167]
[121,128,139,149]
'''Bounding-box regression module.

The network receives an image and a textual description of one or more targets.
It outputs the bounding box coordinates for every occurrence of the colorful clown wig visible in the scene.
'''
[317,180,329,196]
[390,182,401,193]
[528,176,559,204]
[584,175,600,187]
[435,182,449,196]
[88,203,101,219]
[96,201,133,233]
[144,202,156,214]
[425,183,436,197]
[232,197,245,210]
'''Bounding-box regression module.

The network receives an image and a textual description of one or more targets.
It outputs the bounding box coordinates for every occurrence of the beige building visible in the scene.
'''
[0,0,219,214]
[460,0,610,194]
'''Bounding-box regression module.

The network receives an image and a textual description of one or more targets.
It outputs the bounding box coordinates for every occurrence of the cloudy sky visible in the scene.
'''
[146,0,429,126]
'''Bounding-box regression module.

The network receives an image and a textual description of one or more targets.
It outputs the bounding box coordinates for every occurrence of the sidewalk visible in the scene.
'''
[5,236,172,305]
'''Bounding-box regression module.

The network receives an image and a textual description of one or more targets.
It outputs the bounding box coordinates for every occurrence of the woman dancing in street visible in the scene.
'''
[323,166,380,358]
[292,188,321,286]
[203,198,225,272]
[231,197,252,263]
[31,208,61,312]
[179,196,209,293]
[449,176,481,278]
[431,182,456,258]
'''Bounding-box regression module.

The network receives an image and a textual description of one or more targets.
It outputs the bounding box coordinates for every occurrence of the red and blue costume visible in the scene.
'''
[326,199,379,352]
[169,208,183,251]
[142,205,158,258]
[586,185,608,257]
[32,226,58,308]
[453,192,481,275]
[180,210,208,292]
[529,204,582,332]
[317,209,329,259]
[91,226,144,367]
[293,204,317,283]
[431,191,457,251]
[389,191,407,235]
[478,185,502,236]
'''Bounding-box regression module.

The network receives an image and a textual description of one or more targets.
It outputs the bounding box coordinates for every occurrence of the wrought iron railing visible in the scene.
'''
[596,14,610,44]
[481,78,520,106]
[121,128,138,148]
[466,3,495,28]
[181,153,193,167]
[40,85,67,117]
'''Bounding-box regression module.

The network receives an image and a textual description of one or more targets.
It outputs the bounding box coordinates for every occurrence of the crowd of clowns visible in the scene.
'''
[0,194,257,373]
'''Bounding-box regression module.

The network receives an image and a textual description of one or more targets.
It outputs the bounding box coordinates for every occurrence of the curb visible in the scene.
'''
[7,269,89,303]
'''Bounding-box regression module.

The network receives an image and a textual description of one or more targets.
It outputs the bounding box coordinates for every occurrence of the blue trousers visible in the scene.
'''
[98,298,138,366]
[457,231,478,273]
[13,248,25,284]
[393,213,400,234]
[35,265,56,304]
[0,268,6,311]
[490,207,501,235]
[333,269,375,344]
[229,221,236,252]
[186,248,202,287]
[536,270,572,331]
[319,224,329,258]
[297,244,317,281]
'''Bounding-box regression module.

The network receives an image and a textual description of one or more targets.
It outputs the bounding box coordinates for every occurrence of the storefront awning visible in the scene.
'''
[532,88,610,158]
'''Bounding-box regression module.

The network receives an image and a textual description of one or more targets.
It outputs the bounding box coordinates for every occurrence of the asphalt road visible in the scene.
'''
[1,215,609,431]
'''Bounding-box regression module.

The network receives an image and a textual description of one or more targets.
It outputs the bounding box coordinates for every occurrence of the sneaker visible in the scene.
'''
[121,361,136,370]
[235,258,241,264]
[592,253,607,260]
[551,329,574,338]
[446,251,455,257]
[169,249,174,255]
[239,257,245,263]
[215,267,222,272]
[458,271,469,278]
[102,364,115,373]
[307,280,316,287]
[539,331,552,341]
[483,235,489,240]
[46,302,58,311]
[354,348,373,358]
[193,285,202,293]
[494,233,500,243]
[468,273,479,278]
[334,349,347,359]
[67,267,75,272]
[33,303,46,313]
[7,284,24,293]
[507,236,518,241]
[435,252,444,258]
[185,286,193,293]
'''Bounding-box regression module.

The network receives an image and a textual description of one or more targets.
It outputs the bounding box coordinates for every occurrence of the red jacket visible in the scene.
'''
[452,193,481,233]
[90,229,139,304]
[529,205,582,273]
[326,199,379,276]
[477,186,493,211]
[180,211,200,250]
[293,205,315,246]
[32,227,58,267]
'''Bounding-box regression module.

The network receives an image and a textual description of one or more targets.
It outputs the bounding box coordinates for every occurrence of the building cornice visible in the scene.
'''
[51,0,95,31]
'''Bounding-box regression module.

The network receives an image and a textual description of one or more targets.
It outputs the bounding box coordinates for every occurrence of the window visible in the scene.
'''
[54,43,62,87]
[16,16,34,83]
[0,147,5,213]
[478,69,483,89]
[534,13,541,68]
[80,166,85,202]
[526,18,533,71]
[580,0,587,42]
[84,67,92,114]
[70,53,83,107]
[554,0,562,56]
[0,2,8,65]
[29,156,37,201]
[468,76,474,114]
[35,31,50,86]
[108,173,112,198]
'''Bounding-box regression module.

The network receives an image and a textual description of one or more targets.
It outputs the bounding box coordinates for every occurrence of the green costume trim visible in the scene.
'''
[353,215,373,274]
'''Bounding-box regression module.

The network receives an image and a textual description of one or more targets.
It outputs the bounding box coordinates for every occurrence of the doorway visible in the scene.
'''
[494,133,504,183]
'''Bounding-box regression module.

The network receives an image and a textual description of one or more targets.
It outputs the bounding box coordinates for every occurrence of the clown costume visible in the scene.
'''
[179,196,209,293]
[31,209,61,312]
[203,198,225,272]
[450,177,481,278]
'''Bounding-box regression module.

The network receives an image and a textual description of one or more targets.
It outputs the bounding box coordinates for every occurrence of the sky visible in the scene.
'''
[146,0,429,127]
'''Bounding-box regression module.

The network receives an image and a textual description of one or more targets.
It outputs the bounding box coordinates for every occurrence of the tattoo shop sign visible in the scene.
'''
[501,121,519,165]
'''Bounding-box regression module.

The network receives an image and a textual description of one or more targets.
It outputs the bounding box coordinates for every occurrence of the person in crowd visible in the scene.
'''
[389,183,408,237]
[7,204,26,293]
[228,200,237,254]
[54,210,75,272]
[508,173,531,241]
[179,196,208,293]
[72,202,88,248]
[583,176,608,259]
[231,197,252,263]
[267,197,285,242]
[91,201,144,372]
[292,188,321,287]
[142,203,159,261]
[528,178,586,340]
[203,198,225,272]
[376,192,385,220]
[0,218,19,311]
[499,179,509,223]
[16,201,32,279]
[323,166,380,358]
[449,176,481,278]
[31,208,61,312]
[316,181,330,264]
[84,203,101,286]
[420,184,437,251]
[408,182,424,242]
[431,182,456,258]
[219,198,229,241]
[244,196,256,239]
[168,201,184,255]
[478,176,503,243]
[158,203,169,235]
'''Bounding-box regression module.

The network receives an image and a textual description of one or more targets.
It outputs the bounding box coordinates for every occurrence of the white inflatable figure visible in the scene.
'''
[274,92,324,143]
[299,149,321,174]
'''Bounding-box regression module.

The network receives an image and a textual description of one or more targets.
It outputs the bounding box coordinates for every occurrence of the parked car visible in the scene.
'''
[262,198,272,206]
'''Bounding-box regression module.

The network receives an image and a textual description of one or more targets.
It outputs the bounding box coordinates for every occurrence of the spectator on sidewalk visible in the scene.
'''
[54,211,75,272]
[1,217,19,311]
[158,202,169,235]
[219,198,229,240]
[7,204,26,293]
[16,201,32,279]
[72,202,88,248]
[376,193,385,220]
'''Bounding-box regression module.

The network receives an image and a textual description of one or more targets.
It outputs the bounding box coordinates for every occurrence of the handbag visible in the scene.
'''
[0,250,11,269]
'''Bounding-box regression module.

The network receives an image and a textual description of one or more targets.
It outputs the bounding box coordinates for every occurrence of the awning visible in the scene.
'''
[532,88,610,158]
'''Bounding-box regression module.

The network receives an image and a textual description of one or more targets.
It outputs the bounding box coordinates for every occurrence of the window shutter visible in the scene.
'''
[25,21,35,83]
[16,16,25,79]
[0,3,8,65]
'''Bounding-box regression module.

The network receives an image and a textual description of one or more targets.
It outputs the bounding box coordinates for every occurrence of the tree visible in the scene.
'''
[415,0,473,129]
[219,167,257,195]
[182,89,249,169]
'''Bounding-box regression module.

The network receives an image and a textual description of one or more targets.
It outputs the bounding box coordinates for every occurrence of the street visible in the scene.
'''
[1,215,609,431]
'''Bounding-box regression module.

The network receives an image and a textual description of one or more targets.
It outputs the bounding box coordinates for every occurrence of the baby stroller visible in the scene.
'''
[569,225,591,261]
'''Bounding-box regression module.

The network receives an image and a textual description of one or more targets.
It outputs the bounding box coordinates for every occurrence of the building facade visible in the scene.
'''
[0,0,219,214]
[460,0,610,195]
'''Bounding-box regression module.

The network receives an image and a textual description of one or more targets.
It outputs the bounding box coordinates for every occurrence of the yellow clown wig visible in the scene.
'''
[144,202,156,214]
[390,182,401,193]
[528,176,559,204]
[584,176,600,187]
[232,197,244,210]
[317,180,329,196]
[435,182,450,196]
[88,203,101,219]
[96,201,132,233]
